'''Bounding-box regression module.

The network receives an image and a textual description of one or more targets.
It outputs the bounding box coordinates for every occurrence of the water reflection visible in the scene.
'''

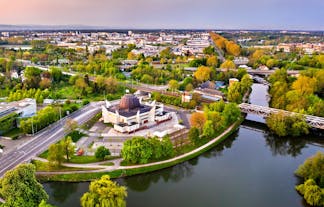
[48,182,78,203]
[264,133,307,157]
[121,161,194,192]
[202,130,238,159]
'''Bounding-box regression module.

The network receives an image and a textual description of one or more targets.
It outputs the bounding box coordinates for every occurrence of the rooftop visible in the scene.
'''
[107,94,152,117]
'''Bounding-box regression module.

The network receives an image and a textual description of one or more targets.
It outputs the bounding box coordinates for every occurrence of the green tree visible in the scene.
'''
[122,137,153,164]
[105,76,118,93]
[203,120,215,138]
[203,46,215,55]
[295,152,324,187]
[206,111,224,132]
[266,113,309,137]
[75,77,88,95]
[266,112,288,137]
[227,82,242,103]
[49,67,63,82]
[160,136,174,158]
[61,136,75,162]
[81,175,127,207]
[0,164,49,207]
[287,114,309,137]
[38,200,56,207]
[141,74,154,84]
[24,67,42,89]
[269,81,289,109]
[220,60,236,69]
[268,68,288,84]
[240,74,253,94]
[188,127,200,146]
[222,103,241,126]
[296,179,324,207]
[168,79,179,91]
[48,143,65,167]
[185,83,193,92]
[160,47,173,59]
[95,146,111,161]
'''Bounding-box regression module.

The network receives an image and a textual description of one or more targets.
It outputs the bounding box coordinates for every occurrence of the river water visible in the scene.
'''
[43,83,323,207]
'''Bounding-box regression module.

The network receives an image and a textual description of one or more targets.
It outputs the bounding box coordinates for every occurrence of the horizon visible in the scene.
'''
[2,0,324,30]
[0,24,324,32]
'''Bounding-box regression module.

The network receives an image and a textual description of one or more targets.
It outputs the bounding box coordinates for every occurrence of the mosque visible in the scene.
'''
[102,94,171,133]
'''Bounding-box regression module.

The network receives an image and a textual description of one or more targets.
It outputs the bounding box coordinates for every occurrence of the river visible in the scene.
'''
[43,83,324,207]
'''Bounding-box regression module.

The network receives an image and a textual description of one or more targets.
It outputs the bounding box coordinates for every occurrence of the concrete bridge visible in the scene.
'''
[218,69,300,76]
[239,103,324,130]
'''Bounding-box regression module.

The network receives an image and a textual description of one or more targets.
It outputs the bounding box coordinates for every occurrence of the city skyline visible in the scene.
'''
[1,0,324,30]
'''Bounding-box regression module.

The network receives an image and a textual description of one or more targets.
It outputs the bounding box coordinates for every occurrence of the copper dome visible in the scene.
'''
[119,94,141,110]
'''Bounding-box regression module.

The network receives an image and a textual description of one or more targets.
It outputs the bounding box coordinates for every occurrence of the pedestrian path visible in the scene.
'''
[36,122,238,176]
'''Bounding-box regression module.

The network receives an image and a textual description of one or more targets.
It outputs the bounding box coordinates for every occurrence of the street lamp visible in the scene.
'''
[31,119,34,135]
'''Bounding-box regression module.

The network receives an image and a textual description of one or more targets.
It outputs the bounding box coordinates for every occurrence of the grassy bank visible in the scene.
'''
[37,117,243,182]
[32,160,99,172]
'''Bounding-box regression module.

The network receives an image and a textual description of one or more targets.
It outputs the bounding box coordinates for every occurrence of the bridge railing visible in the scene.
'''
[239,103,324,129]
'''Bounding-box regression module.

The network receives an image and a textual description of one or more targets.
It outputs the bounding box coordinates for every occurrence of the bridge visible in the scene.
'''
[218,69,300,76]
[239,103,324,130]
[252,76,270,86]
[183,67,301,75]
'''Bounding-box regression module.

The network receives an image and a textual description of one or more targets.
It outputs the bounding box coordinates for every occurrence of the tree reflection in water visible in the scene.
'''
[202,130,238,159]
[49,182,78,203]
[264,132,324,157]
[120,161,194,192]
[121,130,241,192]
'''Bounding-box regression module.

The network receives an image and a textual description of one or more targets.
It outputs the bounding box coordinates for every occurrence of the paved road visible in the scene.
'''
[0,102,103,177]
[209,39,225,62]
[164,106,190,128]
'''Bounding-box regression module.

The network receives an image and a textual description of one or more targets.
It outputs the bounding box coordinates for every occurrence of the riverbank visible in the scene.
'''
[37,117,243,182]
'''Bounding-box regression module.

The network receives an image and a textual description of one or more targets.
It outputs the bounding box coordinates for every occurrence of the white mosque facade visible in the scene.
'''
[102,94,171,133]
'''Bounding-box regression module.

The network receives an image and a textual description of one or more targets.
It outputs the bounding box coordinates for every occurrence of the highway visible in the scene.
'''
[0,102,103,177]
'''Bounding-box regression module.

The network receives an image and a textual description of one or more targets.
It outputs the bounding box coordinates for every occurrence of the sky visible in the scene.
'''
[1,0,324,30]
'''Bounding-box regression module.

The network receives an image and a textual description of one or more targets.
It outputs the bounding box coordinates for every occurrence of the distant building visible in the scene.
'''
[234,57,249,65]
[215,81,225,89]
[0,98,36,119]
[181,92,192,103]
[257,65,269,71]
[102,94,171,133]
[200,81,216,90]
[0,98,36,135]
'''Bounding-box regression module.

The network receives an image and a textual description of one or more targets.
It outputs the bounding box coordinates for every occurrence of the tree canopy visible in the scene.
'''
[122,136,174,164]
[295,152,324,206]
[0,164,49,207]
[81,175,127,207]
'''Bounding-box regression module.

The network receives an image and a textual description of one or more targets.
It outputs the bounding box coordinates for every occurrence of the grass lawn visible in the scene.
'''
[2,128,22,139]
[32,160,98,172]
[39,150,49,159]
[68,155,101,164]
[68,155,120,164]
[66,130,86,142]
